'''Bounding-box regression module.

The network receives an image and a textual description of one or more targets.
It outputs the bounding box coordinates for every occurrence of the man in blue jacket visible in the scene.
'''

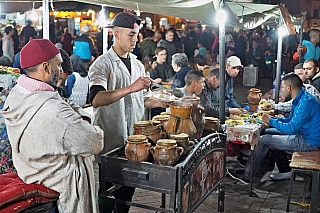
[228,73,320,184]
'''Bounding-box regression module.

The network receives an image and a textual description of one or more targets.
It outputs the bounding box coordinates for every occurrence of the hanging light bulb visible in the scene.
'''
[215,8,227,23]
[239,6,244,24]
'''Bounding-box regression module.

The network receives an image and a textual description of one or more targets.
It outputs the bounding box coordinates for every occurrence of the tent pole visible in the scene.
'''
[102,6,109,54]
[218,0,226,124]
[42,0,49,39]
[275,15,283,104]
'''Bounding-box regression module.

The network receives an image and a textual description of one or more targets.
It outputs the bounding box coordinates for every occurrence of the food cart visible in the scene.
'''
[99,133,226,213]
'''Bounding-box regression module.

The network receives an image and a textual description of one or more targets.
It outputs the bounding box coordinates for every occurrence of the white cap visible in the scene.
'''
[226,56,243,67]
[81,25,90,33]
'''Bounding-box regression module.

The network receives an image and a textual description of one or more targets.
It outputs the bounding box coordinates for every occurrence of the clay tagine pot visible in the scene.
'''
[125,135,151,162]
[170,133,194,155]
[133,120,153,135]
[247,88,262,112]
[150,139,184,166]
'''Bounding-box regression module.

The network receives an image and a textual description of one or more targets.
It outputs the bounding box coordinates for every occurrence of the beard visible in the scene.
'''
[48,66,60,87]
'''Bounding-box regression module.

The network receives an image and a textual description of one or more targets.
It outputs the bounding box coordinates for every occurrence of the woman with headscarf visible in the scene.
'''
[66,54,89,107]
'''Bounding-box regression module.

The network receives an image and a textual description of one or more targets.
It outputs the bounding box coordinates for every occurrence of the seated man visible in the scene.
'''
[228,73,320,184]
[304,58,320,92]
[171,53,192,88]
[0,38,104,212]
[182,69,242,118]
[269,63,320,113]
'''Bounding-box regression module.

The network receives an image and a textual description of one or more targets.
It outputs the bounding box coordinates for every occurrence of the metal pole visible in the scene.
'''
[299,17,304,63]
[218,1,226,124]
[42,0,49,39]
[299,11,306,63]
[275,16,283,104]
[102,6,109,54]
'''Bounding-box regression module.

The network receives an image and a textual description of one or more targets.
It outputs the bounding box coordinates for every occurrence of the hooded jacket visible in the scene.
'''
[269,88,320,147]
[311,71,320,93]
[0,75,104,213]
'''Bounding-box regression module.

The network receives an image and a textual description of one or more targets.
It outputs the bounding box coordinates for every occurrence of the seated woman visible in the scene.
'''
[66,54,89,107]
[143,54,161,84]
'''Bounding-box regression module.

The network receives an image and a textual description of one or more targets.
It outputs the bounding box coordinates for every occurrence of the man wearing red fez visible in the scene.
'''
[88,12,168,213]
[0,38,104,213]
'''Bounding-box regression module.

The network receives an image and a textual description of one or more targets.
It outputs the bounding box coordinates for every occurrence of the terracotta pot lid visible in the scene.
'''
[151,120,161,125]
[160,112,171,116]
[170,133,189,140]
[152,115,170,121]
[157,139,177,147]
[134,120,152,128]
[204,117,219,122]
[127,135,148,143]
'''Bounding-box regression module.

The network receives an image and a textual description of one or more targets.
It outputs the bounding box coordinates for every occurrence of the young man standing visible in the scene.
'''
[88,12,167,213]
[158,28,176,66]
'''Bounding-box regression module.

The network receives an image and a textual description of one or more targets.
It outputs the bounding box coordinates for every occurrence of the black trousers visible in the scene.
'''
[272,150,291,173]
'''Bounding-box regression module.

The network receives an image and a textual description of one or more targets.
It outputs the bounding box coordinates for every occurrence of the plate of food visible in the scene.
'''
[153,93,181,103]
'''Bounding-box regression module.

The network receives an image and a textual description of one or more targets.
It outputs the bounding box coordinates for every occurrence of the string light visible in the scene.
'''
[239,6,244,23]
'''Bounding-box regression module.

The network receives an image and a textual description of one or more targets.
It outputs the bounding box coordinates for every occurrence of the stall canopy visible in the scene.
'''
[1,0,280,29]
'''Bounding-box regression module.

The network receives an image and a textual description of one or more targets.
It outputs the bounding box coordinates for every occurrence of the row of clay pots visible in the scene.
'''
[124,133,194,166]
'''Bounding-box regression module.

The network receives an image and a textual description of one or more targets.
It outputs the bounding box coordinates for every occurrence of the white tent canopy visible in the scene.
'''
[1,0,280,29]
[67,0,280,29]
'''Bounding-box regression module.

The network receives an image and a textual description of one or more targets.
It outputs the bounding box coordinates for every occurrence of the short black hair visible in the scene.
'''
[185,70,205,86]
[195,55,206,66]
[282,73,303,89]
[59,49,73,75]
[4,26,13,35]
[304,58,318,68]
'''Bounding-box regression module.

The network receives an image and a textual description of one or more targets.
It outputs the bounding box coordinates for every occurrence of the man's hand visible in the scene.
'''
[144,96,170,108]
[262,113,271,124]
[229,108,242,115]
[129,77,152,93]
[297,45,303,53]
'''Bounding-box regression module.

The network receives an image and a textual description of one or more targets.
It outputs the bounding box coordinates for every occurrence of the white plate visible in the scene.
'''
[153,93,181,103]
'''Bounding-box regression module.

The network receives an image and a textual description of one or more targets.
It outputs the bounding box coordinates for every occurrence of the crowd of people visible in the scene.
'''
[1,10,320,213]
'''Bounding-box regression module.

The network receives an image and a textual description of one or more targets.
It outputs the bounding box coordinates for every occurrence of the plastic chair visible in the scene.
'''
[286,151,320,212]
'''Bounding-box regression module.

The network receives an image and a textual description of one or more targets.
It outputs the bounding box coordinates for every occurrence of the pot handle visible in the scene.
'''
[145,142,152,148]
[160,131,167,139]
[150,146,155,155]
[188,141,195,146]
[177,147,184,156]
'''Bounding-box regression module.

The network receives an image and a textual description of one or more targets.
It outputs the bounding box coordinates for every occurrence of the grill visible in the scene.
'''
[99,133,226,213]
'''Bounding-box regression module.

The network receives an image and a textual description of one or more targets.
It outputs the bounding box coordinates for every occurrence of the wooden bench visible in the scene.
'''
[286,150,320,212]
